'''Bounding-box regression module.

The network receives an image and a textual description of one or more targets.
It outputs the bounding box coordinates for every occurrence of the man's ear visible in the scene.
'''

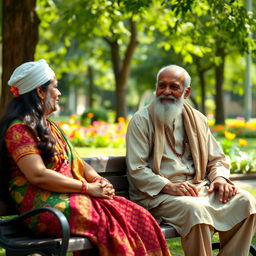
[36,86,46,100]
[184,87,191,99]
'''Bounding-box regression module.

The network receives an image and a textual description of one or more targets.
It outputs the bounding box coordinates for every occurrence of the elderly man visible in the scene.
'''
[126,64,256,256]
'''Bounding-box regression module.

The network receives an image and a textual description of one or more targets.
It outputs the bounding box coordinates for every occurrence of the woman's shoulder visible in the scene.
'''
[6,121,34,138]
[7,120,26,131]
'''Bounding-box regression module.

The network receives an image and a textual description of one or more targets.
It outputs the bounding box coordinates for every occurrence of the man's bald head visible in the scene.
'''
[156,65,191,89]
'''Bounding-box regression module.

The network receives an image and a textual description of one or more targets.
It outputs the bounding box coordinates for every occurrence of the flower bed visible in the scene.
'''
[56,116,256,174]
[210,118,256,174]
[57,116,127,148]
[210,118,256,138]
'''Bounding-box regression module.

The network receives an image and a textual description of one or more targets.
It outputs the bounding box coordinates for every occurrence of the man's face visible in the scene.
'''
[156,68,189,101]
[154,68,190,125]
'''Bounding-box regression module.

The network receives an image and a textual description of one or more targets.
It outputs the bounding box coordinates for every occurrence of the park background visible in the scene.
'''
[2,0,255,173]
[0,0,256,255]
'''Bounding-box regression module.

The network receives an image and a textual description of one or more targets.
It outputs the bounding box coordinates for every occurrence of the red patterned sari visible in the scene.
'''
[5,120,171,256]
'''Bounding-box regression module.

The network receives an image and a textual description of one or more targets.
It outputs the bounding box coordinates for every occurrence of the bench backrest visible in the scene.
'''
[0,156,128,217]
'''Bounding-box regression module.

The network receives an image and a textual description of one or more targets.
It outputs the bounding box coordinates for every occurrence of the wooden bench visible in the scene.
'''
[0,156,255,256]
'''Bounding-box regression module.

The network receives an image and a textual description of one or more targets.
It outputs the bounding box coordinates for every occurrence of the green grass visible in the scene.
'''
[75,146,126,157]
[167,232,256,256]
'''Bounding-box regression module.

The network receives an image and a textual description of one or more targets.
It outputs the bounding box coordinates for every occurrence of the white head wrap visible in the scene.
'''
[8,59,55,96]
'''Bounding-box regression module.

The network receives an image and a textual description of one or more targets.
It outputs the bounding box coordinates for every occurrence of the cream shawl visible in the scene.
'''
[149,102,209,183]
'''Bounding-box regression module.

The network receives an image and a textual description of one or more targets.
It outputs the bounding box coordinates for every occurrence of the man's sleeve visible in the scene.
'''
[206,126,231,182]
[126,114,170,197]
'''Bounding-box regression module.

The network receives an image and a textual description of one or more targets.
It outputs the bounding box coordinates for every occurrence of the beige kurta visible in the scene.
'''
[126,104,256,237]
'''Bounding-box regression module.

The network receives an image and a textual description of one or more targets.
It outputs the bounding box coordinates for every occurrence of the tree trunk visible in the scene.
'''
[214,47,226,125]
[198,70,206,115]
[194,58,212,115]
[105,19,138,121]
[87,66,94,108]
[1,0,40,114]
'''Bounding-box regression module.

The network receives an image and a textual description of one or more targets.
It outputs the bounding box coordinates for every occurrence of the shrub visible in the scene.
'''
[80,108,109,126]
[219,137,256,174]
[230,151,256,174]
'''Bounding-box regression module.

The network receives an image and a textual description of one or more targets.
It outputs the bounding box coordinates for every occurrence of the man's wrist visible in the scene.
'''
[162,182,172,193]
[212,176,227,183]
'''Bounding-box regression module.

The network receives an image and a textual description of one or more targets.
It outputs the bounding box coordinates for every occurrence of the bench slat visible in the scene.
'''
[161,224,179,238]
[84,156,126,174]
[106,176,129,191]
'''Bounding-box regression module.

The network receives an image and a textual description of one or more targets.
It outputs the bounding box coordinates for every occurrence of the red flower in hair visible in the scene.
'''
[10,86,20,97]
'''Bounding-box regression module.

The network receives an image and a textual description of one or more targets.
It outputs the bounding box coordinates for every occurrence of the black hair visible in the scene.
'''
[0,80,57,168]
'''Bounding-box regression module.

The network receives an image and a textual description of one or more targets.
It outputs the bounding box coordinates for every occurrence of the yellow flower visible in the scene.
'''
[239,139,248,147]
[224,131,236,140]
[71,115,77,121]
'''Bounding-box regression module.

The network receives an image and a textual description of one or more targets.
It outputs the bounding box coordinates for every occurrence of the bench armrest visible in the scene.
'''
[0,207,70,256]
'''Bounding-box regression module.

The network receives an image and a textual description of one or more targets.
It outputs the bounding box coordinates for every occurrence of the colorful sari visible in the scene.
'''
[5,120,171,256]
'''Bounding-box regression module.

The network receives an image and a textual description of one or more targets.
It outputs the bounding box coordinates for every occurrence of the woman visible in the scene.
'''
[0,59,171,256]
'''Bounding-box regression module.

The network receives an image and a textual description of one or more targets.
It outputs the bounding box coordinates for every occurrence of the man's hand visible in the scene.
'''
[162,181,199,197]
[208,177,238,203]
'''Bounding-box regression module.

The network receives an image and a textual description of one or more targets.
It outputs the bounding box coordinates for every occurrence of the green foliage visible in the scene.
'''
[220,138,238,155]
[230,151,256,174]
[80,108,109,126]
[219,138,256,174]
[34,0,255,120]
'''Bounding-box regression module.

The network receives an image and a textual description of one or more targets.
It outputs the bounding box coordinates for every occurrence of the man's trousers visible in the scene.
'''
[181,214,256,256]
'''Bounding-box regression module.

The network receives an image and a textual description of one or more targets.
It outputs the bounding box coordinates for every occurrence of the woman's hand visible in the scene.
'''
[87,179,115,199]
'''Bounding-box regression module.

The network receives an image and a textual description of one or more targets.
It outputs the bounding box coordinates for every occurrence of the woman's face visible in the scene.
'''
[44,77,61,116]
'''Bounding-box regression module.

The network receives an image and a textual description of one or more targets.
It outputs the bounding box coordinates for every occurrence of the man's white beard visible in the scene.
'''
[154,94,184,125]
